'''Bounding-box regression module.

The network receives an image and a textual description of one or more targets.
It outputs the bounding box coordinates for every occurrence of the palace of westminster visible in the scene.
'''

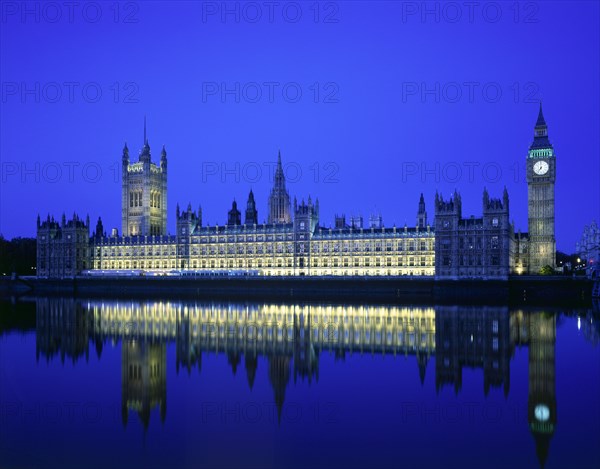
[36,106,557,279]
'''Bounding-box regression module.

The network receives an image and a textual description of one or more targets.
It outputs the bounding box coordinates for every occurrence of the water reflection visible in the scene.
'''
[24,298,598,467]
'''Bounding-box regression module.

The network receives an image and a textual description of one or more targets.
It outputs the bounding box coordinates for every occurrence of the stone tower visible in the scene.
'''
[268,151,291,224]
[527,104,556,273]
[482,188,511,278]
[293,196,319,275]
[434,190,462,278]
[36,213,90,277]
[121,117,168,237]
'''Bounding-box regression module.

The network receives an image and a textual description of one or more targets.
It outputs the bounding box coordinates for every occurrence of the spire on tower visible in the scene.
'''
[535,101,546,127]
[530,103,553,151]
[268,150,291,224]
[143,115,147,145]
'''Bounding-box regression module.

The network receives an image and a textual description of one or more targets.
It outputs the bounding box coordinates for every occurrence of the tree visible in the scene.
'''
[539,265,555,275]
[0,237,36,275]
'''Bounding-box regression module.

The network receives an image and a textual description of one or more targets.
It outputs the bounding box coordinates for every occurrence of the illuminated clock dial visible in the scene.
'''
[533,160,549,175]
[534,404,550,422]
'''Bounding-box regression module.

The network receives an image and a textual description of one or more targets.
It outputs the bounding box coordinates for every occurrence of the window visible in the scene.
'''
[492,218,498,227]
[491,236,499,249]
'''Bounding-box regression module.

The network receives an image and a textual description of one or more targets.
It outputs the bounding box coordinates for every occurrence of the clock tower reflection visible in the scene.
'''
[528,312,557,468]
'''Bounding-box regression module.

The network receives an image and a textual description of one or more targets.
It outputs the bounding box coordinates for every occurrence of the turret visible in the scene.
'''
[95,217,104,238]
[417,193,427,229]
[244,190,258,225]
[334,214,347,229]
[176,202,200,238]
[294,196,319,234]
[227,199,241,226]
[161,145,167,171]
[122,143,129,164]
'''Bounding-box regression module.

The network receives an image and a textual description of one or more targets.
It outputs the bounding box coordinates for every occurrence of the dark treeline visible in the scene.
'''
[0,236,36,275]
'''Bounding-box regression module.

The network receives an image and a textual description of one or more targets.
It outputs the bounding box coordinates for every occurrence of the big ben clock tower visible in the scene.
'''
[527,103,556,273]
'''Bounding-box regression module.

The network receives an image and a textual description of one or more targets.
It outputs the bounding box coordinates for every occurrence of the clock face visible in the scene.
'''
[533,160,549,175]
[534,404,550,422]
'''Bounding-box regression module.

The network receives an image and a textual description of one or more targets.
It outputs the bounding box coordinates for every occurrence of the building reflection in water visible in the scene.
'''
[512,311,557,468]
[34,298,560,464]
[435,306,511,396]
[121,340,167,429]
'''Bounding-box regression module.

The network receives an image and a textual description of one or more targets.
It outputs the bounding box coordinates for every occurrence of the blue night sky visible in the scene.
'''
[1,1,599,252]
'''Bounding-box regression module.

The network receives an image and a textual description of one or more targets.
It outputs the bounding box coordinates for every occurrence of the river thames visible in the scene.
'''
[1,298,599,469]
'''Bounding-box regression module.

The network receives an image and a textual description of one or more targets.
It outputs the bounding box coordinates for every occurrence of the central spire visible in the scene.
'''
[268,150,291,224]
[144,115,147,145]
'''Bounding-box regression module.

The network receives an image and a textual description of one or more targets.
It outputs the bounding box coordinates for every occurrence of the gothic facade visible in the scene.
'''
[86,194,434,277]
[36,214,91,277]
[433,104,557,278]
[434,188,513,279]
[37,108,556,278]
